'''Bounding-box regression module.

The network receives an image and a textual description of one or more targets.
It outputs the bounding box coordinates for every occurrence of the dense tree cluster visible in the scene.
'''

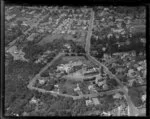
[5,25,23,46]
[5,59,43,115]
[4,58,93,116]
[115,7,145,18]
[91,32,145,58]
[5,6,146,116]
[22,38,85,63]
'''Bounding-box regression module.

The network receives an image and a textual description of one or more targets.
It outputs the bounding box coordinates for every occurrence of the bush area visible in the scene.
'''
[5,6,146,116]
[4,58,94,116]
[5,59,43,115]
[91,33,145,58]
[22,38,85,63]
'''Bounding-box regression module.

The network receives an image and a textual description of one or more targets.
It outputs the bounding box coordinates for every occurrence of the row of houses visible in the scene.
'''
[85,97,100,106]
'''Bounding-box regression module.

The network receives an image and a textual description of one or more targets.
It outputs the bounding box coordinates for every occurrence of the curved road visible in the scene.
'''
[84,9,139,116]
[27,52,123,100]
[27,8,141,116]
[27,52,65,90]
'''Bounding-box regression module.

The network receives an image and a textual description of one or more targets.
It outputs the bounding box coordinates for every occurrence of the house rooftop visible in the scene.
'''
[92,98,100,105]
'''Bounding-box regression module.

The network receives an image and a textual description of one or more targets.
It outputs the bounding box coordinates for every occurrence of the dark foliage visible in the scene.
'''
[5,59,43,115]
[5,26,23,46]
[23,43,45,62]
[91,32,145,58]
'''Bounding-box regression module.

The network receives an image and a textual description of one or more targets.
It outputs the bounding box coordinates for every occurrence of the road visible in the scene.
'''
[27,53,140,116]
[83,8,139,116]
[85,9,95,54]
[86,53,139,116]
[27,50,124,100]
[27,52,65,90]
[27,51,123,100]
[5,10,49,51]
[27,8,141,116]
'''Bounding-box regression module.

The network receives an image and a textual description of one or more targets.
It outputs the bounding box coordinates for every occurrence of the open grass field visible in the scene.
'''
[37,33,84,46]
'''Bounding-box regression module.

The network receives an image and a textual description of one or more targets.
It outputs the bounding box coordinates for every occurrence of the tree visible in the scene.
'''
[23,44,44,61]
[41,71,49,77]
[23,103,35,113]
[71,99,87,116]
[44,84,54,91]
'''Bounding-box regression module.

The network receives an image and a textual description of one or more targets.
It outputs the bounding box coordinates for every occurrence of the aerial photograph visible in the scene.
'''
[5,5,146,116]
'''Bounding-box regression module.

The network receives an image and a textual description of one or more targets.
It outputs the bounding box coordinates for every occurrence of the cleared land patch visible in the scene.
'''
[37,33,85,46]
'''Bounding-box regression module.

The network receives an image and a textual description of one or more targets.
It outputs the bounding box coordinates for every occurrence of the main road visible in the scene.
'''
[85,9,95,55]
[27,51,123,100]
[84,9,139,116]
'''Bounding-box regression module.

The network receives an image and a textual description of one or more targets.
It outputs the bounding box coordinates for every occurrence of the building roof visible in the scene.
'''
[141,94,146,102]
[85,99,93,106]
[113,93,122,99]
[84,71,99,76]
[92,98,100,105]
[38,79,45,85]
[84,77,96,81]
